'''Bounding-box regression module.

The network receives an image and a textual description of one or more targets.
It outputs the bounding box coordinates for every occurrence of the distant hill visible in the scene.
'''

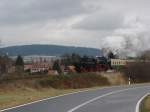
[0,45,102,56]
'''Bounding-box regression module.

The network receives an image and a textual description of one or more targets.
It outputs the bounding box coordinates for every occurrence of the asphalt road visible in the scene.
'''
[1,84,150,112]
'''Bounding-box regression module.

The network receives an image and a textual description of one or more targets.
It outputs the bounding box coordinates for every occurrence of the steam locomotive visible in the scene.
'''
[74,56,109,72]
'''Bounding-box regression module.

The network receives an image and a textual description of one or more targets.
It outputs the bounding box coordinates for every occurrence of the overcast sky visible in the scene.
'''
[0,0,150,54]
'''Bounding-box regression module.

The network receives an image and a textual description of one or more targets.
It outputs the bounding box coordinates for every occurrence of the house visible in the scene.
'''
[111,59,136,68]
[24,62,51,74]
[111,59,127,66]
[31,62,50,73]
[23,55,57,74]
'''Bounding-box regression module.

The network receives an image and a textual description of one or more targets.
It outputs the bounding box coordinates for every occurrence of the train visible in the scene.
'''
[74,56,109,73]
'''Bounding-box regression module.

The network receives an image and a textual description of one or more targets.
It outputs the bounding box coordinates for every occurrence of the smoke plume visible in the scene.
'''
[102,17,150,58]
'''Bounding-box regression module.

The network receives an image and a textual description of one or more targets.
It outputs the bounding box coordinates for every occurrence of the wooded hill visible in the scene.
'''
[0,44,102,56]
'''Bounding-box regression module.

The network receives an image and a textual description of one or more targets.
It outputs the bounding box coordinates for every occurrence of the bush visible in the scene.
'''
[0,73,110,90]
[38,73,110,89]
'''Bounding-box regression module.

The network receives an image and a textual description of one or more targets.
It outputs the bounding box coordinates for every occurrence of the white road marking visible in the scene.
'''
[0,85,121,112]
[1,84,149,112]
[68,86,150,112]
[135,93,150,112]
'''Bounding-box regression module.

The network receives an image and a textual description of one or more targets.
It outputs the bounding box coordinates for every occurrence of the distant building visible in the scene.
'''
[11,55,62,74]
[11,55,61,64]
[30,62,50,73]
[24,62,51,74]
[111,59,136,67]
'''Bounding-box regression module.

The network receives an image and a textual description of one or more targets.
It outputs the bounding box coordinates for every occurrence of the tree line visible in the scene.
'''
[121,50,150,83]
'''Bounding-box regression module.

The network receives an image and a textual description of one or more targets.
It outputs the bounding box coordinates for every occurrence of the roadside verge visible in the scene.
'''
[135,93,150,112]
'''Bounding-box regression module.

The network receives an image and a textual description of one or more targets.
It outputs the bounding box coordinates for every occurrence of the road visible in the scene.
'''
[1,84,150,112]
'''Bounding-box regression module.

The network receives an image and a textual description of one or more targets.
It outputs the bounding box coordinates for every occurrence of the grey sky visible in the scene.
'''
[0,0,150,55]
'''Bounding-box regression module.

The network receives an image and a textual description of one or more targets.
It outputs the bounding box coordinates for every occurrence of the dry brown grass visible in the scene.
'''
[141,95,150,112]
[145,96,150,109]
[0,76,104,110]
[0,86,85,110]
[100,72,127,85]
[144,96,150,112]
[0,72,124,110]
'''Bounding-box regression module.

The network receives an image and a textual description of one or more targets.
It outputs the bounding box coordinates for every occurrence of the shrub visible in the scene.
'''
[38,73,110,89]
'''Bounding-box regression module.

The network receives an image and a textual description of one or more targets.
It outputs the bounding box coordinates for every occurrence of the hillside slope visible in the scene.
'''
[0,44,101,56]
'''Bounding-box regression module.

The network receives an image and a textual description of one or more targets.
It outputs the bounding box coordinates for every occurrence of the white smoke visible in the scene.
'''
[103,16,150,58]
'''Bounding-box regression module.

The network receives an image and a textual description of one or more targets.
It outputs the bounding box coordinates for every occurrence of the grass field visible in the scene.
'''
[141,95,150,112]
[0,72,126,110]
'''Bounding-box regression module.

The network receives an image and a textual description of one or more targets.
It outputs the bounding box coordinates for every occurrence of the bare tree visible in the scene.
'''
[122,61,150,83]
[140,50,150,60]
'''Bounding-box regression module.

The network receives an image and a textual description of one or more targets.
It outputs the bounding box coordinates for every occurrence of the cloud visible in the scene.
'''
[72,11,123,30]
[0,0,93,26]
[0,0,150,55]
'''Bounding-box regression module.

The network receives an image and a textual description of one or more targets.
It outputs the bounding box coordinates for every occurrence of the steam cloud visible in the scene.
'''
[102,17,150,58]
